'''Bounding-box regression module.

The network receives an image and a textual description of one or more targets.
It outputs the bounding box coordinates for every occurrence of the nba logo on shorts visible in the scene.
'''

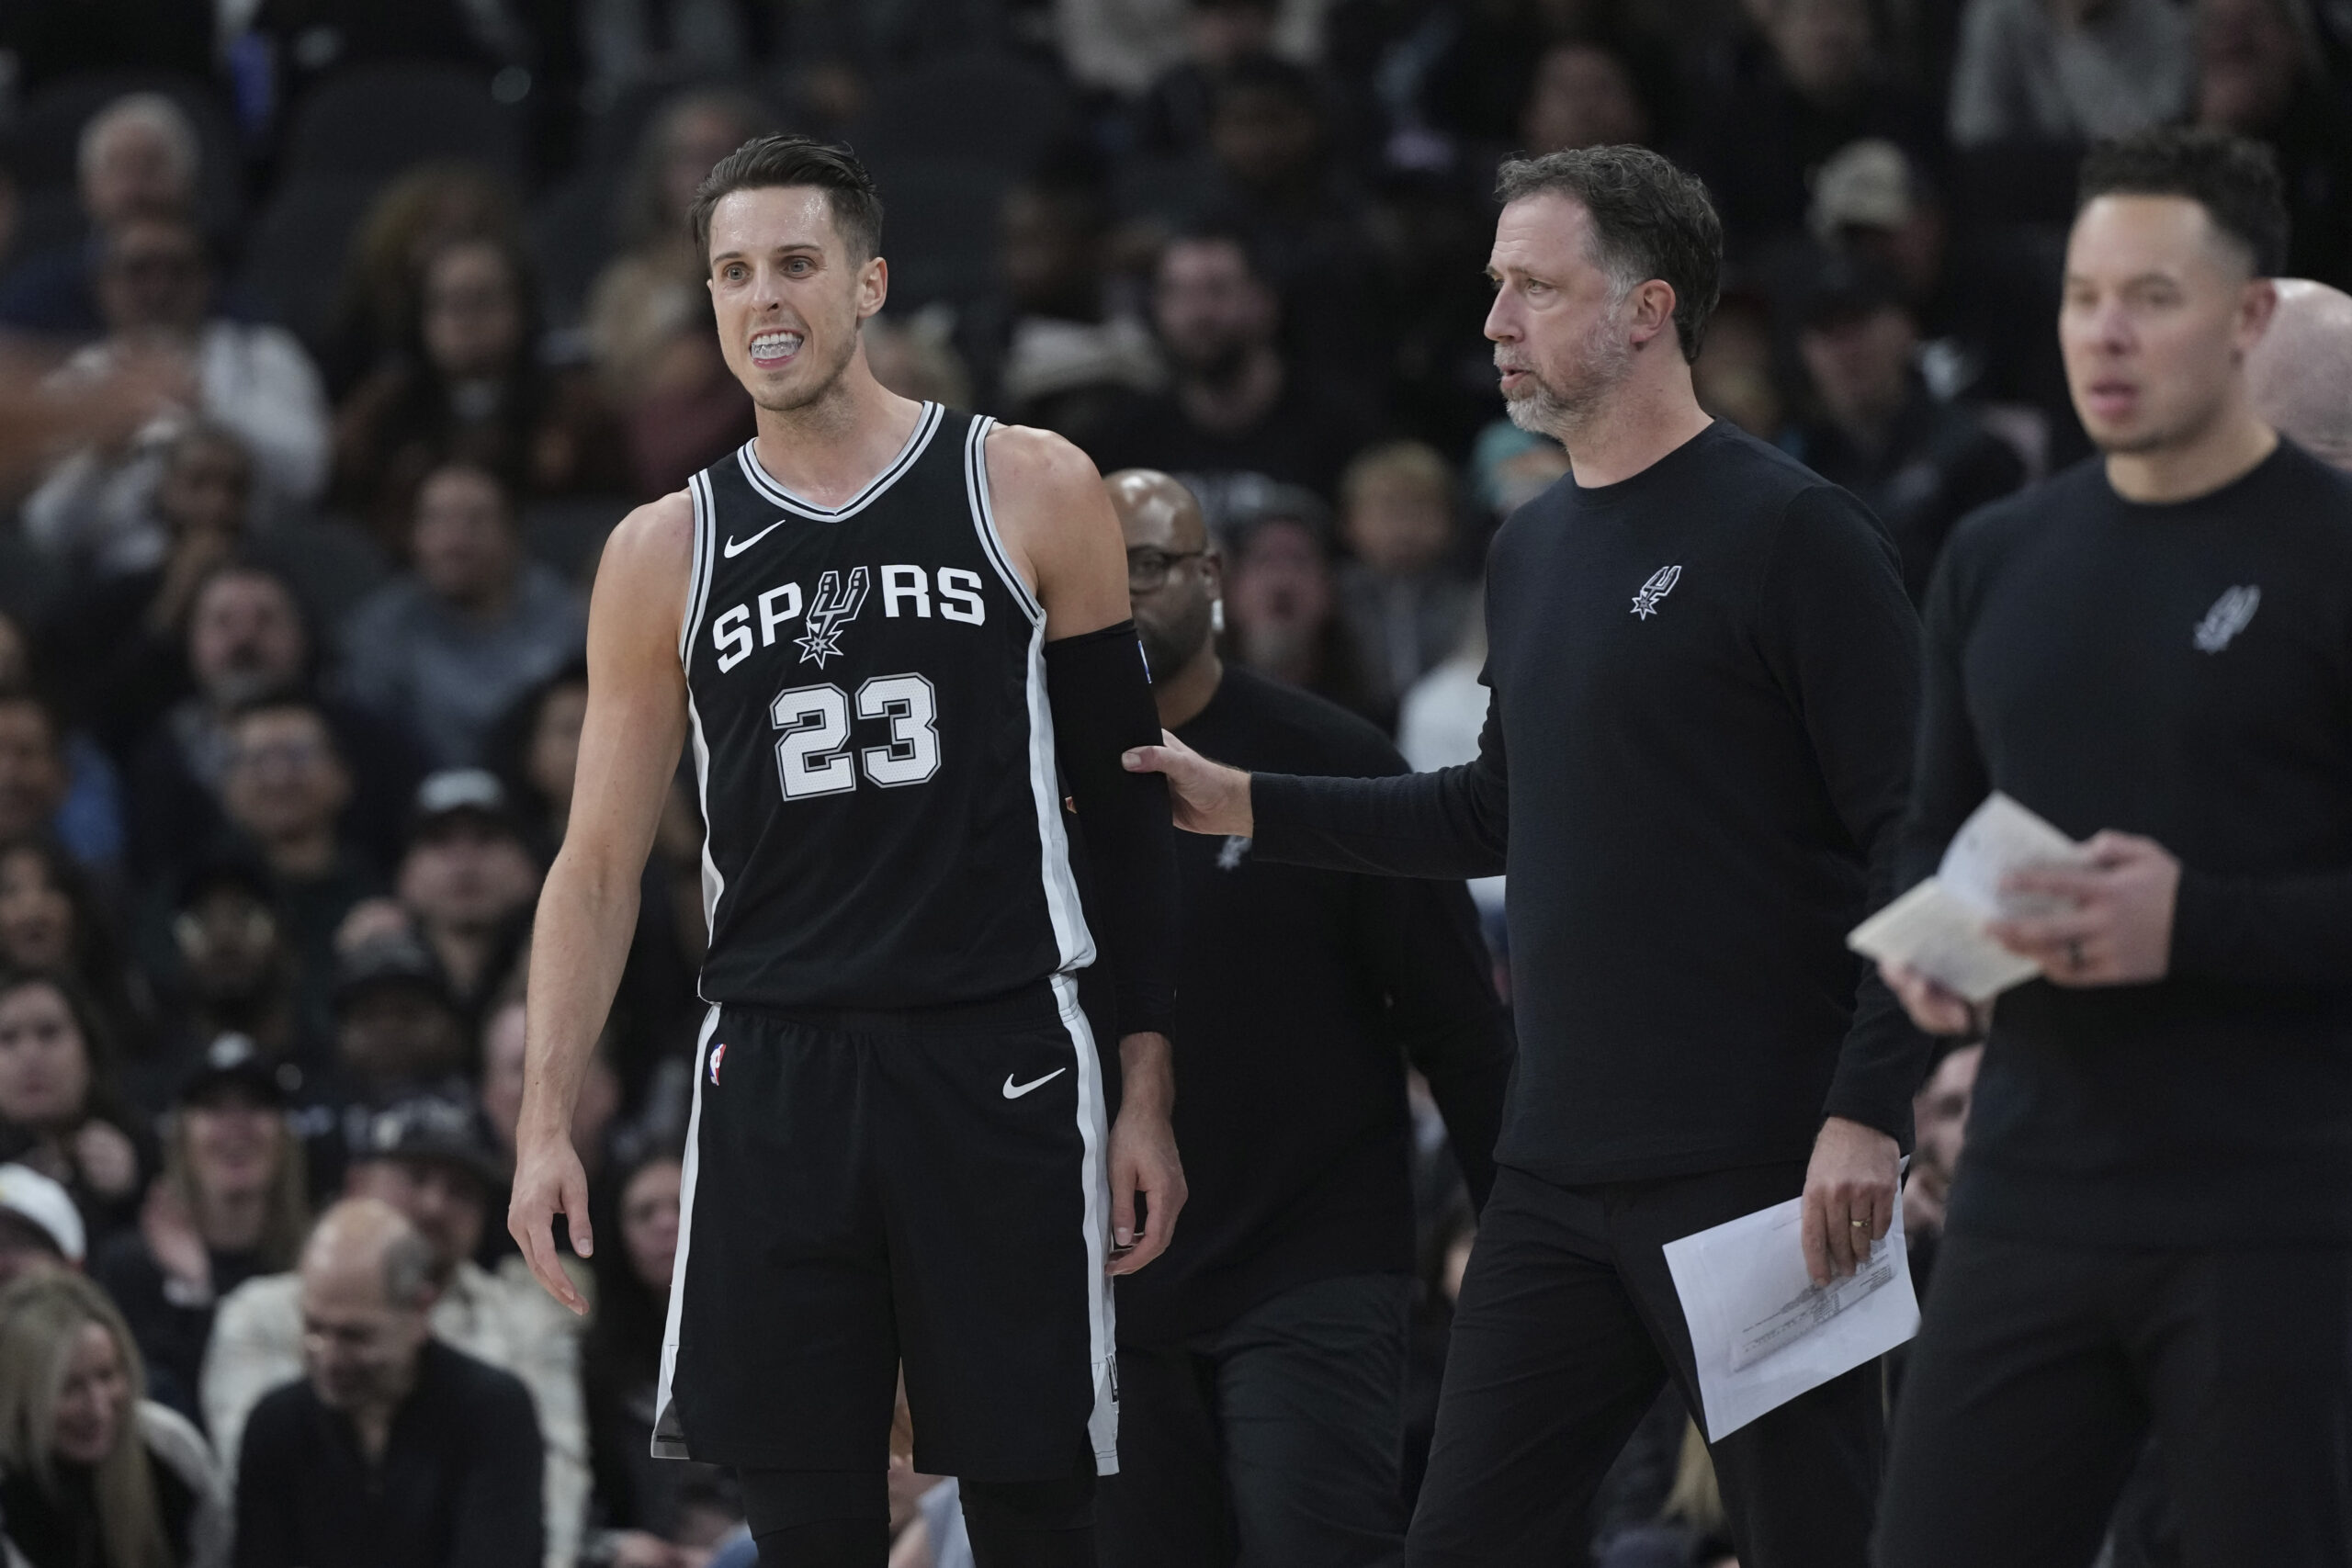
[708,1043,727,1086]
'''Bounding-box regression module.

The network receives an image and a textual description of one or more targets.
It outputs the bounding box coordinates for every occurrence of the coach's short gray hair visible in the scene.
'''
[1495,145,1724,363]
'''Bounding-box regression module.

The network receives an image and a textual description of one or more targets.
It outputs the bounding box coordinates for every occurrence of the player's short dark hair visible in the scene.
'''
[1495,145,1722,363]
[689,134,885,265]
[2076,128,2289,277]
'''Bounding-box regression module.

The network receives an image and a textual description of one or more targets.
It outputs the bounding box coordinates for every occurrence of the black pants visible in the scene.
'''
[1876,1230,2352,1567]
[1407,1163,1883,1568]
[1099,1273,1412,1568]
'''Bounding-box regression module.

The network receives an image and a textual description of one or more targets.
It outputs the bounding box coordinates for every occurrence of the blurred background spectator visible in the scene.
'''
[229,1198,544,1568]
[0,1269,229,1568]
[0,969,147,1244]
[22,211,329,572]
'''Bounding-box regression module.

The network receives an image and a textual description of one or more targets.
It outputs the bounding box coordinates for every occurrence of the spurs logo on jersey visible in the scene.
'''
[676,402,1094,1013]
[797,568,868,666]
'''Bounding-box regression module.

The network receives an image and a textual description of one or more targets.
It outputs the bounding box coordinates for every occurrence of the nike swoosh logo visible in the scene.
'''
[721,518,788,558]
[1001,1068,1068,1100]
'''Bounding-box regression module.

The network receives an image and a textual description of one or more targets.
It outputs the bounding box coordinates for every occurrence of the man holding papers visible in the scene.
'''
[1129,145,1928,1567]
[1876,128,2352,1566]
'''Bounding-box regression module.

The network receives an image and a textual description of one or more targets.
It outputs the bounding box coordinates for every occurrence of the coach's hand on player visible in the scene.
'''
[509,1129,594,1314]
[1125,730,1253,838]
[1879,960,1984,1037]
[1988,831,2180,987]
[1107,1031,1186,1276]
[1801,1115,1899,1288]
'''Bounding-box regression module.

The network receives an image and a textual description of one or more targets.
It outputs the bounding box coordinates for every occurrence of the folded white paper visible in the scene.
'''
[1662,1194,1919,1442]
[1848,792,2089,1003]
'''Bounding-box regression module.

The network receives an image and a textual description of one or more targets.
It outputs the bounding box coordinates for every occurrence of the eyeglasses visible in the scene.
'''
[1126,548,1206,592]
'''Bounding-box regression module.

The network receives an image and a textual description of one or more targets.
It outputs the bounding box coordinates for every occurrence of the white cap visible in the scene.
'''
[0,1164,86,1263]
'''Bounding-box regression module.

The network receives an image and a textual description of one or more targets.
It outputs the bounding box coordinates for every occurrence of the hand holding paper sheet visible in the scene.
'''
[1847,793,2089,1003]
[1663,1191,1919,1442]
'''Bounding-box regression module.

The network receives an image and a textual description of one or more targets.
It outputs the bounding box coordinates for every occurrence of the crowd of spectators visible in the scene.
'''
[0,0,2342,1564]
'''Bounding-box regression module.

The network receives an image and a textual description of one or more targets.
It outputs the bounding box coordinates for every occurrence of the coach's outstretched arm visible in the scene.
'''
[509,492,695,1313]
[1126,689,1510,880]
[989,423,1188,1276]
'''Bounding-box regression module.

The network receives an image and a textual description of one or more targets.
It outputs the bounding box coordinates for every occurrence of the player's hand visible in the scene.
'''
[1106,1031,1185,1276]
[509,1130,593,1314]
[1801,1115,1899,1287]
[1124,730,1253,837]
[1878,960,1983,1037]
[1988,831,2179,987]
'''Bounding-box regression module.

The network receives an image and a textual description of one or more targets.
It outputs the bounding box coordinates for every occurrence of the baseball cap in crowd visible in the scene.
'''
[0,1164,85,1265]
[333,930,456,1015]
[350,1092,504,1188]
[1808,139,1922,243]
[1796,251,1909,333]
[176,1032,295,1107]
[410,768,522,839]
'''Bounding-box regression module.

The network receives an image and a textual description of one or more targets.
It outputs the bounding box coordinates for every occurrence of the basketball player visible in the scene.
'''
[506,136,1184,1568]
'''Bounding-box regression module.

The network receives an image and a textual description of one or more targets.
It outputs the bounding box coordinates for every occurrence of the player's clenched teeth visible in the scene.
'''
[750,330,803,367]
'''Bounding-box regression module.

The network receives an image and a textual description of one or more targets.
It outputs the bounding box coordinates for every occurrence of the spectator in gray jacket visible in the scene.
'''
[341,462,586,769]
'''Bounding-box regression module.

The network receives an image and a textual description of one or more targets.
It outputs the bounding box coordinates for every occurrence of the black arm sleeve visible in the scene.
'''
[1046,621,1180,1039]
[1251,692,1511,879]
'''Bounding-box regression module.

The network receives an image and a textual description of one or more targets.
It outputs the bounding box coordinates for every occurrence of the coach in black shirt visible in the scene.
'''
[1133,148,1926,1567]
[234,1198,544,1568]
[1095,469,1511,1568]
[1874,131,2352,1567]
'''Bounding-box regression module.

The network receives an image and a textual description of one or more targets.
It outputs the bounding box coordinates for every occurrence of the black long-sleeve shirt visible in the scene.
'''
[234,1340,544,1568]
[1902,442,2352,1247]
[1250,421,1928,1184]
[1114,667,1512,1344]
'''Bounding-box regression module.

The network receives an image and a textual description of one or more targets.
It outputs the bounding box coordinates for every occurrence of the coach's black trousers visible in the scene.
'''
[1875,1230,2352,1567]
[1405,1162,1883,1568]
[1099,1272,1413,1568]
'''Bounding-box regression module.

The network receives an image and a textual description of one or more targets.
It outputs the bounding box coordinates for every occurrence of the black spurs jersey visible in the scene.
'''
[678,403,1094,1009]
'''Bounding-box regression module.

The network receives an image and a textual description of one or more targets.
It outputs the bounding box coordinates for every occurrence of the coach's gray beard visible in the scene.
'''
[1504,312,1636,441]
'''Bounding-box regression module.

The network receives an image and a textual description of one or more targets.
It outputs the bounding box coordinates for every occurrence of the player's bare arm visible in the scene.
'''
[989,422,1188,1276]
[508,489,694,1313]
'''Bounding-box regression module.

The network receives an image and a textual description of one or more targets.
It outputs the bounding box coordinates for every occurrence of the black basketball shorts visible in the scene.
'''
[651,975,1119,1482]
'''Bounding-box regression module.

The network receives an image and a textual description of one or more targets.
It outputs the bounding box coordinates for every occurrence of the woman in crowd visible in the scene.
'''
[0,971,147,1245]
[585,88,771,496]
[1222,491,1381,725]
[332,232,627,547]
[0,840,154,1100]
[92,1041,309,1416]
[0,1270,229,1568]
[318,161,524,400]
[583,1146,739,1562]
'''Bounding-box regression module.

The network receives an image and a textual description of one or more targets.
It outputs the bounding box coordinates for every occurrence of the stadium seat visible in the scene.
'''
[229,178,380,349]
[279,62,526,188]
[856,155,1010,311]
[840,52,1072,175]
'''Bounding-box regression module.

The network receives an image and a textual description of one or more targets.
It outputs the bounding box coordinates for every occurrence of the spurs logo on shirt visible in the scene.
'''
[1632,563,1682,619]
[2192,584,2261,653]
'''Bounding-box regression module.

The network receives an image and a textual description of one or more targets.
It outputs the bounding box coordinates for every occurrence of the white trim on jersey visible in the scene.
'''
[1052,972,1120,1475]
[736,401,944,521]
[963,415,1093,973]
[961,415,1046,625]
[650,1005,721,1460]
[679,468,719,666]
[684,687,727,975]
